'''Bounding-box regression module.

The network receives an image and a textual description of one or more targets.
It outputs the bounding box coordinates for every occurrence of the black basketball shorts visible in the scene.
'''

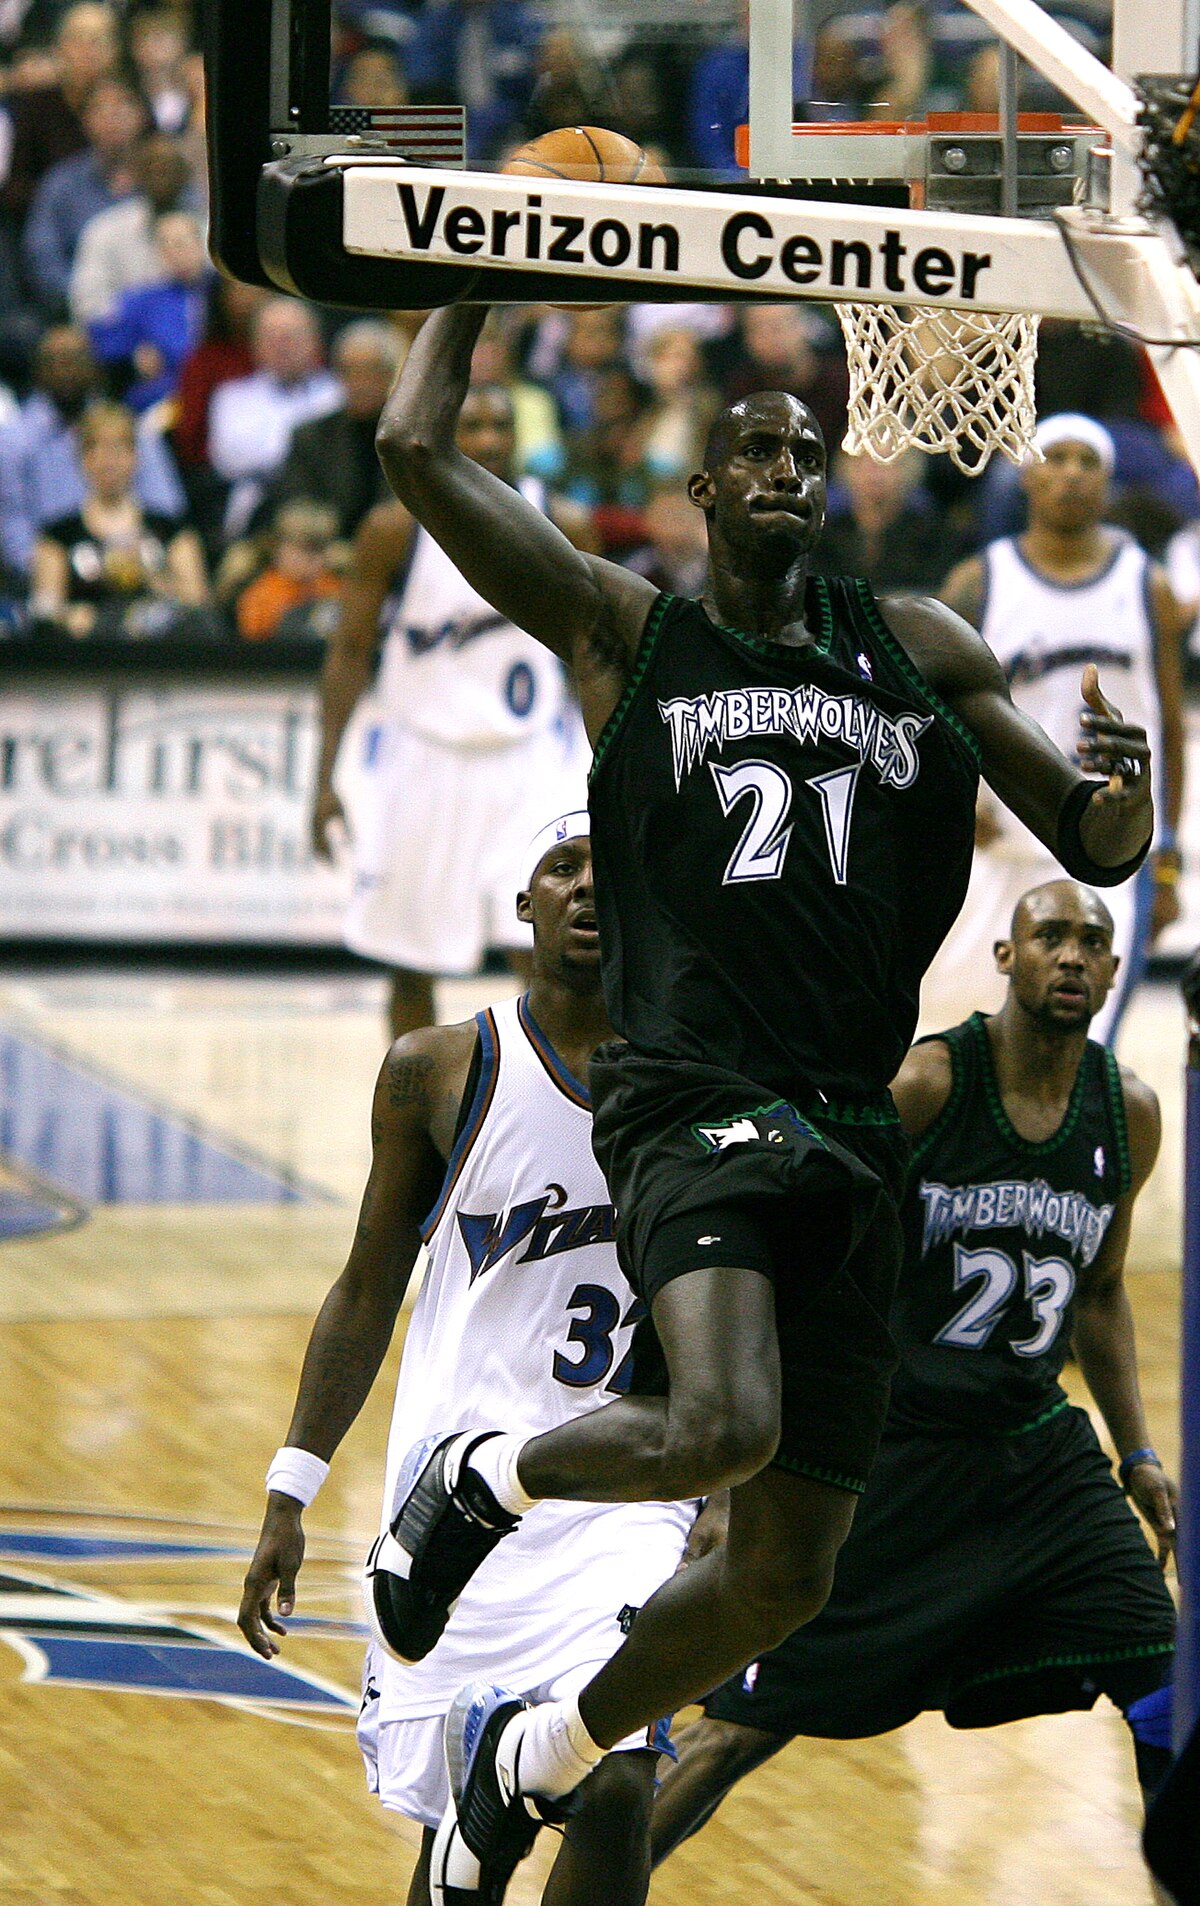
[588,1042,909,1495]
[703,1403,1176,1739]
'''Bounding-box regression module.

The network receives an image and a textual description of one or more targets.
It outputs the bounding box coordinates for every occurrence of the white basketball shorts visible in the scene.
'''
[358,1649,670,1830]
[342,711,588,974]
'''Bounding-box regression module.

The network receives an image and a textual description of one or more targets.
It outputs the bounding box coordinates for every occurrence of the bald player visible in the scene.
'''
[926,413,1189,1043]
[652,878,1177,1866]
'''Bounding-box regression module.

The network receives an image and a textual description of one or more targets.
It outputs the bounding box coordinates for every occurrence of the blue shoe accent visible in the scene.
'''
[442,1681,543,1904]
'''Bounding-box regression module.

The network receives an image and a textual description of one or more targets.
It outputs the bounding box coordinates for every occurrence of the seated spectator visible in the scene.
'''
[23,73,148,318]
[625,483,708,595]
[817,448,956,593]
[31,399,207,636]
[867,2,934,119]
[686,6,806,177]
[523,28,604,142]
[0,321,185,577]
[1,0,118,222]
[724,303,849,457]
[403,0,540,161]
[335,42,408,106]
[256,318,404,537]
[802,19,872,118]
[542,306,627,435]
[471,312,563,478]
[129,8,191,134]
[88,210,210,412]
[608,48,682,167]
[561,362,654,526]
[234,501,345,641]
[207,296,342,539]
[173,275,266,468]
[70,129,202,324]
[638,324,719,484]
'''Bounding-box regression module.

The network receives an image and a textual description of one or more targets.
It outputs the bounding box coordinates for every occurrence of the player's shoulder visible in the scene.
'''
[1113,1059,1161,1181]
[890,1036,956,1139]
[376,1019,478,1123]
[874,590,1003,701]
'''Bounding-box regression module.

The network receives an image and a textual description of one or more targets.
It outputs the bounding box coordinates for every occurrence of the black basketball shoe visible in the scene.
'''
[363,1431,521,1665]
[430,1682,571,1906]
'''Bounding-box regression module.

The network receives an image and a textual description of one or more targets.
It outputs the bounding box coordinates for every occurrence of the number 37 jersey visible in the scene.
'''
[588,580,980,1102]
[889,1013,1131,1434]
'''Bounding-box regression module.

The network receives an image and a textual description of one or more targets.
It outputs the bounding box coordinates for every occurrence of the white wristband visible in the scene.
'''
[266,1446,330,1508]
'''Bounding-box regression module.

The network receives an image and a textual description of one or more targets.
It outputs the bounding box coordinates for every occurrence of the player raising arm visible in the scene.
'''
[370,305,1155,1904]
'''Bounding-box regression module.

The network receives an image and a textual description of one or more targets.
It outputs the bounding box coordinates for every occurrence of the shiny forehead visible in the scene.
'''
[1011,879,1114,940]
[704,391,824,468]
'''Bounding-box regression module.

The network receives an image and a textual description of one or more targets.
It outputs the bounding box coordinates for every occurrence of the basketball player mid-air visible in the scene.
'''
[312,382,595,1040]
[238,815,695,1906]
[369,304,1156,1899]
[649,877,1177,1864]
[924,412,1188,1044]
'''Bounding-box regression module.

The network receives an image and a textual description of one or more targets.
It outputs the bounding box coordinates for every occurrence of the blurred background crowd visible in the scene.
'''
[0,0,1197,652]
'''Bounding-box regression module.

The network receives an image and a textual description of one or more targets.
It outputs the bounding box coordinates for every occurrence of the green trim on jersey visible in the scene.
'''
[588,590,671,782]
[710,572,835,659]
[970,1012,1090,1157]
[957,1640,1174,1694]
[910,1030,972,1168]
[772,1451,868,1494]
[1000,1395,1072,1436]
[852,579,983,768]
[812,1095,901,1128]
[1102,1047,1134,1197]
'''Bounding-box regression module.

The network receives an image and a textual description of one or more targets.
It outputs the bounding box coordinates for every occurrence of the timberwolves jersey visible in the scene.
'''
[981,533,1162,856]
[376,993,693,1717]
[375,478,569,747]
[889,1013,1130,1433]
[588,579,980,1100]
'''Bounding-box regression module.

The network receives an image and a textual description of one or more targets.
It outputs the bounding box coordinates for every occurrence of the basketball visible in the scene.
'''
[502,126,666,186]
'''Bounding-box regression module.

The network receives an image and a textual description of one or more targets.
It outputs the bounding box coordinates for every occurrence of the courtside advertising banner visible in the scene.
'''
[0,682,363,942]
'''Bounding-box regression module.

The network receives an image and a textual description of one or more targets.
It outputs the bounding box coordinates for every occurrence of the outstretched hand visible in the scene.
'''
[1077,666,1151,802]
[238,1495,306,1658]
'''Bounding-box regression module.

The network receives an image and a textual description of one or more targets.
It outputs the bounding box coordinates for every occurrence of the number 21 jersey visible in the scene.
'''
[588,579,980,1101]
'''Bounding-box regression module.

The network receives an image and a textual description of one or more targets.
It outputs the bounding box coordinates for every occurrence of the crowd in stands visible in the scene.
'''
[0,0,1197,652]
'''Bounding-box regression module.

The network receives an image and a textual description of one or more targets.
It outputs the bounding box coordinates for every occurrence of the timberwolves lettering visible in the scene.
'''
[920,1175,1115,1266]
[388,183,994,304]
[659,685,931,790]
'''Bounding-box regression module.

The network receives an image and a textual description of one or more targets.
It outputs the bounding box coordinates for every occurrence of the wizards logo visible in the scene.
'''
[457,1183,615,1284]
[0,1515,366,1719]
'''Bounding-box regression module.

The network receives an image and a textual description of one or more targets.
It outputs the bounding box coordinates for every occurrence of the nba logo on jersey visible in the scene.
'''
[743,1661,761,1694]
[1094,1146,1105,1177]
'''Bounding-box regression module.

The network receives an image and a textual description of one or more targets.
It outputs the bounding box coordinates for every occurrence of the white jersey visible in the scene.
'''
[375,478,570,748]
[376,994,693,1722]
[980,533,1162,856]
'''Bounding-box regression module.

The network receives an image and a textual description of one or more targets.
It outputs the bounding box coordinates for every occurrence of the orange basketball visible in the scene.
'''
[501,129,666,307]
[502,126,666,186]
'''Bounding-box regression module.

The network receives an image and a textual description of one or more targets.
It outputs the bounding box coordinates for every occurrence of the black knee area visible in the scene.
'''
[1133,1736,1173,1805]
[692,1717,785,1779]
[569,1751,655,1850]
[663,1397,780,1496]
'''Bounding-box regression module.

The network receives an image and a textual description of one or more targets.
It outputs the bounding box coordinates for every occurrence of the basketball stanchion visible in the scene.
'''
[1179,951,1200,1751]
[1142,954,1200,1906]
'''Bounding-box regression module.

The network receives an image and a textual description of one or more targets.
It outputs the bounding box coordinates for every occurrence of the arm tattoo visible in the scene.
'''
[386,1052,435,1109]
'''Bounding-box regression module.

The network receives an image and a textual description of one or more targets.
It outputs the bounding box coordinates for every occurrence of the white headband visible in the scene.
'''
[521,811,591,893]
[1029,412,1115,476]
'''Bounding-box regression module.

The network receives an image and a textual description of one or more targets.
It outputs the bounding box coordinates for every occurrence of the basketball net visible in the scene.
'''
[836,303,1040,472]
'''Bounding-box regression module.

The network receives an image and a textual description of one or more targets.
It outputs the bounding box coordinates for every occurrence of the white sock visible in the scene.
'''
[498,1695,607,1803]
[465,1433,539,1516]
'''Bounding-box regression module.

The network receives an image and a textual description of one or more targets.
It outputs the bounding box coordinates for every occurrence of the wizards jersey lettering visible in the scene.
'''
[920,1176,1115,1268]
[457,1191,616,1284]
[659,684,931,791]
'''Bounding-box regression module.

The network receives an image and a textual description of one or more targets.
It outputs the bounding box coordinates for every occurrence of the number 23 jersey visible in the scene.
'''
[889,1013,1131,1434]
[588,579,980,1102]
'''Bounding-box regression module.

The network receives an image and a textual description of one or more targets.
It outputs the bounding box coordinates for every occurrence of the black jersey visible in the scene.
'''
[587,579,979,1101]
[889,1014,1131,1434]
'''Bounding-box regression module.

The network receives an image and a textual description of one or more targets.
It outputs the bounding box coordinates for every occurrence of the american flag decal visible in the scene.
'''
[329,105,466,167]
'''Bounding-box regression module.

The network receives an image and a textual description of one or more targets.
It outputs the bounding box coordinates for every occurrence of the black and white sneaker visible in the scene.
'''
[430,1682,565,1906]
[363,1432,520,1665]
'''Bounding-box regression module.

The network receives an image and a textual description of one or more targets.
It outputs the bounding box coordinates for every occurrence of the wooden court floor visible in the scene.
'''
[0,966,1184,1906]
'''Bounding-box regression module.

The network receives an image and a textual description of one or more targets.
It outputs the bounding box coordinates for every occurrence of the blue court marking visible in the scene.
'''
[0,1532,247,1561]
[0,1025,326,1205]
[26,1635,355,1708]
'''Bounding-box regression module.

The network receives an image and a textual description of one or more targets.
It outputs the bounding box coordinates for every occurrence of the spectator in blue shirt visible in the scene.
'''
[23,74,149,319]
[88,210,210,412]
[403,0,540,160]
[0,323,185,578]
